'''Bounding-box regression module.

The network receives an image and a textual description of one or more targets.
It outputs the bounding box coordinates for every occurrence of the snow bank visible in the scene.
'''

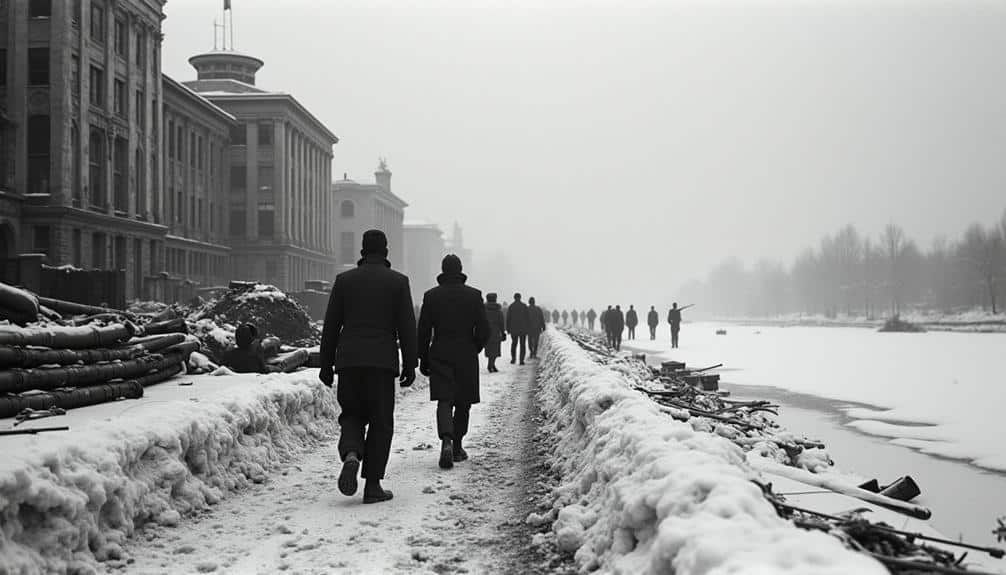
[0,373,337,574]
[536,329,884,575]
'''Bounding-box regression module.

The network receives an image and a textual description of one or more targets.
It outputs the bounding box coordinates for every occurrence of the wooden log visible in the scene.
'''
[0,323,134,349]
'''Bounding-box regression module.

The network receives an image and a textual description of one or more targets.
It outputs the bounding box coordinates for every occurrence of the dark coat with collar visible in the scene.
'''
[417,272,490,404]
[319,255,418,375]
[484,302,505,359]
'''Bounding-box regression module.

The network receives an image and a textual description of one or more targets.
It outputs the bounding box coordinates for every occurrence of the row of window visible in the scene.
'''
[230,123,273,146]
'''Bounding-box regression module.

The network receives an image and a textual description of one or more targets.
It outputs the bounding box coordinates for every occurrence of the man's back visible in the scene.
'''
[668,308,682,325]
[506,301,530,335]
[320,257,418,375]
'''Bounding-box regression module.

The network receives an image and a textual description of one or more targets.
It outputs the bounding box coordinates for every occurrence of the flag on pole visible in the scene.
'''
[224,0,231,10]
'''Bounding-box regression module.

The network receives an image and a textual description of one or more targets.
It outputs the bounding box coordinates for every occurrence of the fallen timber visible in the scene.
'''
[0,323,134,349]
[561,327,1003,573]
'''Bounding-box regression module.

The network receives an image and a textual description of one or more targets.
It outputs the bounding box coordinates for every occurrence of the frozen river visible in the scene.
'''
[627,322,1006,555]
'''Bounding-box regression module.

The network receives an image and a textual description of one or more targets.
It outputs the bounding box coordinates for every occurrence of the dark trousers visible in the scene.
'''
[510,334,527,362]
[612,330,622,350]
[437,400,471,442]
[627,326,636,340]
[588,320,595,331]
[671,326,680,348]
[649,326,657,340]
[336,367,395,480]
[528,332,541,358]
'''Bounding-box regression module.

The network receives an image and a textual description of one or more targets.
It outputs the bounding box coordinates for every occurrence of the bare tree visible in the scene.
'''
[881,223,906,316]
[959,223,1003,314]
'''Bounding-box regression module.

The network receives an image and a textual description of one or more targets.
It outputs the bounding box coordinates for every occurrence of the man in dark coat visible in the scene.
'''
[601,306,613,346]
[222,323,272,374]
[561,310,568,325]
[668,302,683,349]
[484,293,505,373]
[319,230,417,504]
[625,305,638,340]
[610,305,625,350]
[417,255,490,469]
[647,306,659,340]
[506,293,530,365]
[527,297,546,359]
[587,308,597,331]
[551,309,559,324]
[571,310,579,326]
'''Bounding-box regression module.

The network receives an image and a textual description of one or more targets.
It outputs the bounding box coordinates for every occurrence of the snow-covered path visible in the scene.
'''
[120,364,541,575]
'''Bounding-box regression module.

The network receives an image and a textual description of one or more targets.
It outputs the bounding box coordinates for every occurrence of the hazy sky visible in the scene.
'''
[162,0,1006,309]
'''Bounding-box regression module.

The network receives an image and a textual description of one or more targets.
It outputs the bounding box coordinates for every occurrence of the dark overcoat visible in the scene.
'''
[647,309,659,327]
[417,272,490,404]
[528,305,546,334]
[625,309,638,328]
[506,300,531,336]
[484,302,505,359]
[319,256,418,375]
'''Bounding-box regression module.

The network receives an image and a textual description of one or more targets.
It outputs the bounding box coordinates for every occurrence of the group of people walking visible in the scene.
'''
[549,303,687,351]
[317,230,548,505]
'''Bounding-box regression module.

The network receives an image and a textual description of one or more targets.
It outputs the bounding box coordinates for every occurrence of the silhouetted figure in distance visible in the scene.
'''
[587,308,597,331]
[506,293,530,365]
[647,306,659,340]
[625,305,638,340]
[527,297,546,359]
[668,302,683,349]
[484,293,505,373]
[610,305,625,350]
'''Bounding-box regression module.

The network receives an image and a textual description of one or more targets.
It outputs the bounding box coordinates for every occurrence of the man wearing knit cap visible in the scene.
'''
[417,254,490,469]
[319,229,418,504]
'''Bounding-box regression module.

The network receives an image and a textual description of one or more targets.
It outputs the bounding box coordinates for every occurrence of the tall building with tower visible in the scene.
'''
[184,49,339,292]
[332,159,407,272]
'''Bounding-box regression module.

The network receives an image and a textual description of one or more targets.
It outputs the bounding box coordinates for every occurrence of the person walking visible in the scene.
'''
[570,309,579,327]
[319,230,417,504]
[610,305,625,350]
[506,293,530,365]
[417,255,490,469]
[601,306,612,346]
[625,305,638,340]
[647,306,659,340]
[527,297,546,359]
[586,308,597,331]
[668,302,683,349]
[551,309,560,324]
[484,293,505,373]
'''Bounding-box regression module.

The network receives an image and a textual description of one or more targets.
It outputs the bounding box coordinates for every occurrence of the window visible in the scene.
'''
[89,65,104,107]
[230,166,246,188]
[197,199,203,229]
[230,210,246,236]
[151,153,159,223]
[71,124,81,203]
[135,90,145,129]
[189,133,195,165]
[0,50,6,87]
[71,55,80,96]
[135,147,145,216]
[340,232,354,264]
[258,125,273,146]
[167,120,174,159]
[176,125,184,162]
[27,115,50,195]
[72,229,82,267]
[90,3,105,43]
[113,79,126,116]
[29,0,51,18]
[28,48,48,86]
[114,18,126,56]
[230,124,246,145]
[258,202,274,238]
[114,236,126,271]
[113,137,127,211]
[340,200,355,218]
[33,226,50,258]
[135,29,145,68]
[92,232,107,268]
[197,136,204,170]
[72,0,81,27]
[89,129,106,206]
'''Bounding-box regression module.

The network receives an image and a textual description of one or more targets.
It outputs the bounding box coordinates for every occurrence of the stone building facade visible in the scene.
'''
[1,0,167,299]
[184,51,338,292]
[332,160,407,273]
[403,221,446,296]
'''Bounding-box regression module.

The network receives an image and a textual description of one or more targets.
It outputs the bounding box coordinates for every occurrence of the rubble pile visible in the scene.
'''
[189,282,320,347]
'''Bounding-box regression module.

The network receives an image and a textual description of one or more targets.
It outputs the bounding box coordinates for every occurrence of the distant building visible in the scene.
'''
[403,221,445,295]
[445,222,473,277]
[332,159,407,273]
[184,50,338,292]
[1,0,167,300]
[161,75,233,299]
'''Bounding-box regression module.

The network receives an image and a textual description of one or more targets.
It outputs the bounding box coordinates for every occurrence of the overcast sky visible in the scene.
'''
[162,0,1006,310]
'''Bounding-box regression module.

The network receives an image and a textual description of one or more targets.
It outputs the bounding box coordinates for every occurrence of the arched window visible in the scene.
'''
[340,200,355,218]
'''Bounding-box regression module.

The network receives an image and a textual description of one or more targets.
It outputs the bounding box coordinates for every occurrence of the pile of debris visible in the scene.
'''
[188,282,320,347]
[561,327,1004,574]
[0,282,198,423]
[879,315,927,333]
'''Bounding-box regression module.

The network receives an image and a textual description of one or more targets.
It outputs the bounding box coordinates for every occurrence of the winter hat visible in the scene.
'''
[442,254,463,274]
[235,323,258,349]
[528,297,536,305]
[361,229,388,256]
[487,293,498,303]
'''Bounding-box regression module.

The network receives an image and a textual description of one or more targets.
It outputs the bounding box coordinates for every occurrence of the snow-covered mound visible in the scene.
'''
[535,329,884,574]
[0,373,337,574]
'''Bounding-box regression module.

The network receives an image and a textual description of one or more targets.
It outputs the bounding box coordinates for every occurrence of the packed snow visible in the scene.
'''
[628,322,1006,473]
[0,372,337,574]
[718,309,1006,332]
[534,329,884,574]
[233,284,289,304]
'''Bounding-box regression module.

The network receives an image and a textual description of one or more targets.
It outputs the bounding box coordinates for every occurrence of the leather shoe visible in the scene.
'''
[452,447,469,463]
[363,487,394,504]
[338,455,359,496]
[439,439,454,470]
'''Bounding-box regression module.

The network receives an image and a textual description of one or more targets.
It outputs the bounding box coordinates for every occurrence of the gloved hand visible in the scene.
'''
[419,361,431,377]
[399,367,416,387]
[319,367,334,387]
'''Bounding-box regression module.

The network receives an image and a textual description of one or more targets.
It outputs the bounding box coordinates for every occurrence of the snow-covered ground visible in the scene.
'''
[718,309,1006,332]
[627,323,1006,473]
[534,329,884,574]
[0,372,337,574]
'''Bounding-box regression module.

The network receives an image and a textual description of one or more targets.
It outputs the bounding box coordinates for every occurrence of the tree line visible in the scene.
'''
[679,209,1006,318]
